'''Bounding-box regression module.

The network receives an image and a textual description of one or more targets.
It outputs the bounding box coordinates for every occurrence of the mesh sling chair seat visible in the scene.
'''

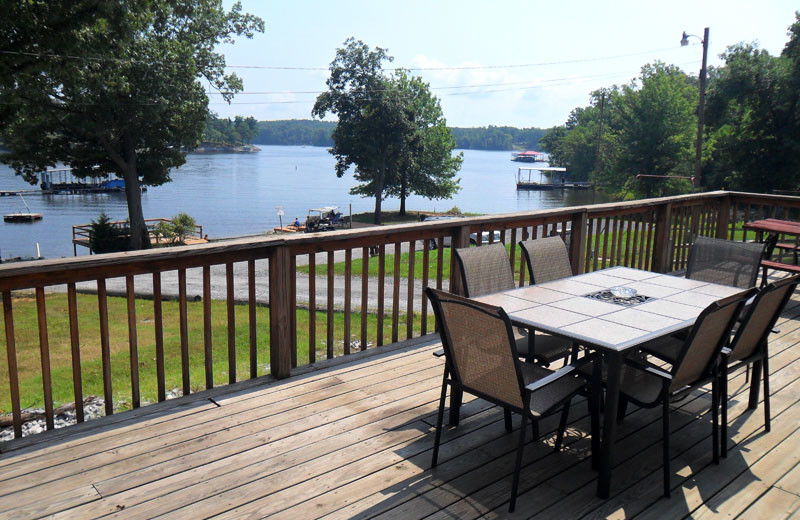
[588,288,754,498]
[685,236,768,288]
[719,274,800,458]
[425,287,599,512]
[517,236,578,364]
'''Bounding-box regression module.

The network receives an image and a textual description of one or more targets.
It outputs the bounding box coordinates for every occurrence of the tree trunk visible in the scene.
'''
[120,138,149,250]
[399,173,407,216]
[121,166,148,250]
[373,163,385,225]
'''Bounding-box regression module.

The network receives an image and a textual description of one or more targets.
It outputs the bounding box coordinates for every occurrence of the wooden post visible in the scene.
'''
[716,194,731,240]
[269,246,293,379]
[569,210,588,275]
[448,225,472,296]
[651,202,673,273]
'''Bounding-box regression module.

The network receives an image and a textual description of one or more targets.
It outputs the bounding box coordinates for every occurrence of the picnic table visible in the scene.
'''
[743,219,800,282]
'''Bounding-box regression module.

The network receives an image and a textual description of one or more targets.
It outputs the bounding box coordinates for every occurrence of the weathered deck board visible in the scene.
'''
[2,288,800,519]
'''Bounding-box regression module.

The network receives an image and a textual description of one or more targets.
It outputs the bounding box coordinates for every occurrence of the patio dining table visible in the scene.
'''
[472,266,746,498]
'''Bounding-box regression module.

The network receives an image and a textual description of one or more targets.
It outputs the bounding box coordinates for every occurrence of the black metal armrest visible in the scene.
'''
[433,349,445,358]
[524,354,595,393]
[624,357,672,381]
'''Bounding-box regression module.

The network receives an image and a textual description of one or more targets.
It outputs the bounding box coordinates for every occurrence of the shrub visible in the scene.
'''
[89,214,130,254]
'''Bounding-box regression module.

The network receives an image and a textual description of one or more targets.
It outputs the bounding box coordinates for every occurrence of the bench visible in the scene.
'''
[761,259,800,286]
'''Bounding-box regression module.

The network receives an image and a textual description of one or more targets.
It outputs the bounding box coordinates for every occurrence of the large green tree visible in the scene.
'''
[312,39,413,225]
[0,1,264,249]
[382,70,462,216]
[609,62,696,196]
[541,63,697,198]
[704,14,800,192]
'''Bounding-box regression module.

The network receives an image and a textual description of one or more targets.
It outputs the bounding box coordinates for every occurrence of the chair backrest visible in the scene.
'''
[669,288,755,391]
[519,236,573,285]
[728,274,800,363]
[425,287,525,409]
[453,242,516,297]
[685,237,768,288]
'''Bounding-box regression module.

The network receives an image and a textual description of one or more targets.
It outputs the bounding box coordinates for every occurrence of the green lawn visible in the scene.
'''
[0,293,434,413]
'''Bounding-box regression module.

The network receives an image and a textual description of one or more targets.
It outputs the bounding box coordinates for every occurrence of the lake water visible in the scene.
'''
[0,146,606,259]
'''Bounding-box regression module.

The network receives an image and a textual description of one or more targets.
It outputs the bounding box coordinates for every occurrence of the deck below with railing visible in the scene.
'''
[2,293,800,519]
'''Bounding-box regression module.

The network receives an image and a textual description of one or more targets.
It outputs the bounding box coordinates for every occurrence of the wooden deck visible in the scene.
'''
[2,293,800,519]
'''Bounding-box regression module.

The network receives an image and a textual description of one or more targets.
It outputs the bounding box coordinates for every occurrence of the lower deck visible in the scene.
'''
[2,294,800,519]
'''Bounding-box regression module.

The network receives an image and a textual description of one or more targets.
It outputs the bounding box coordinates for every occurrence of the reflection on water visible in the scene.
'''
[0,146,610,259]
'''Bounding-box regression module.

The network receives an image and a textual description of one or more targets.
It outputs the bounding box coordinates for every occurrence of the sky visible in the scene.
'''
[212,0,798,129]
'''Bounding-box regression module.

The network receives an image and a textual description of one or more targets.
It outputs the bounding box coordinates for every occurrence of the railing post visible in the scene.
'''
[269,245,293,379]
[716,194,731,239]
[448,225,472,296]
[651,202,673,273]
[569,210,588,275]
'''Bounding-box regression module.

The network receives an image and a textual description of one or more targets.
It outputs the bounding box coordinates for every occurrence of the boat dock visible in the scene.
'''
[516,167,591,190]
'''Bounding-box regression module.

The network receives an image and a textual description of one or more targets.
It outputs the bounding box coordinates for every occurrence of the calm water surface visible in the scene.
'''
[0,146,607,259]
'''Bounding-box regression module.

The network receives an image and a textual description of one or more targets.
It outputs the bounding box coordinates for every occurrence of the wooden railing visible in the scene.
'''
[3,190,800,441]
[72,218,205,253]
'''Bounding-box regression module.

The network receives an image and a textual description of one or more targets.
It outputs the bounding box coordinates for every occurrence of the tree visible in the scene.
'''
[609,62,696,196]
[704,14,800,193]
[0,1,264,249]
[381,71,462,215]
[313,39,413,225]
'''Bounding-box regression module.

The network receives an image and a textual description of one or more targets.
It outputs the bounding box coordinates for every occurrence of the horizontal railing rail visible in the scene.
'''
[2,190,798,442]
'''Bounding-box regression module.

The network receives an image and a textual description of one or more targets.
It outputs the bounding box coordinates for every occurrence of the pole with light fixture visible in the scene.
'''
[681,27,709,191]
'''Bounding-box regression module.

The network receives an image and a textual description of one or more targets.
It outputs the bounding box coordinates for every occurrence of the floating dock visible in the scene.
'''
[3,213,43,223]
[516,167,591,190]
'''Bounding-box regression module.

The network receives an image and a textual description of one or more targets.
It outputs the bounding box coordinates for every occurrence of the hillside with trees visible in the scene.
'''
[241,120,546,151]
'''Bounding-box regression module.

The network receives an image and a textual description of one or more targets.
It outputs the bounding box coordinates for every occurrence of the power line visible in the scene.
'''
[1,44,694,73]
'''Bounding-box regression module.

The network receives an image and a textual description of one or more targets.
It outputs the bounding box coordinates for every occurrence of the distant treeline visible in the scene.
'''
[249,119,546,151]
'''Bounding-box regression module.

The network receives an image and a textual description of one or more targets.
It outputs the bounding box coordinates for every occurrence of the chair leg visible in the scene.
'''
[748,360,763,410]
[711,379,720,464]
[449,388,462,426]
[432,370,449,468]
[504,408,513,433]
[554,399,572,451]
[721,371,729,458]
[589,390,601,471]
[763,353,771,433]
[617,396,628,424]
[510,412,528,513]
[662,399,671,498]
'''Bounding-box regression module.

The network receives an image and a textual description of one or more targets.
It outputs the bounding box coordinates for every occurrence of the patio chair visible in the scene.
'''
[719,274,800,457]
[425,287,598,512]
[606,288,754,498]
[684,236,769,288]
[517,236,577,364]
[519,235,573,285]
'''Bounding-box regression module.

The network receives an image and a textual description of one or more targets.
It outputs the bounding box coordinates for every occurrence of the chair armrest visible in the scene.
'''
[524,354,594,393]
[624,357,672,381]
[433,349,445,358]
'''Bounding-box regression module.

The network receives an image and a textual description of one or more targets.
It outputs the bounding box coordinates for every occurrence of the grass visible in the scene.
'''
[297,246,456,280]
[0,292,434,413]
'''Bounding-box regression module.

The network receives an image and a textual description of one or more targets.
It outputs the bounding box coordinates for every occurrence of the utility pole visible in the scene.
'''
[682,28,709,191]
[592,91,606,204]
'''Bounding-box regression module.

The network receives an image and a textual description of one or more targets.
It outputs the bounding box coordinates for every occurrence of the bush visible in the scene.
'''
[154,213,197,245]
[89,214,130,254]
